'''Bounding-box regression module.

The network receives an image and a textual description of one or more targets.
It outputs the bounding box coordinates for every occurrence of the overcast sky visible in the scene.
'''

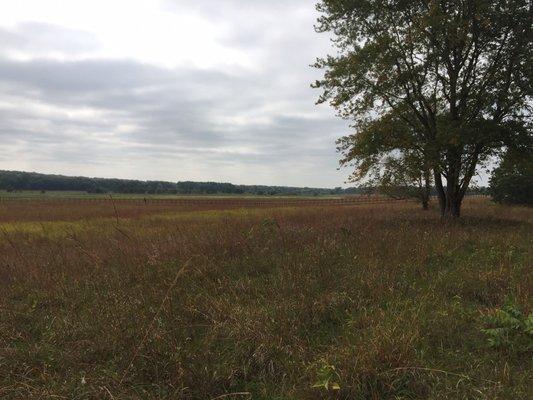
[0,0,355,187]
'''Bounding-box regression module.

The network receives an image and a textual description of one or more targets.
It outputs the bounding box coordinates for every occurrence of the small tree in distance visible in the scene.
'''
[314,0,532,217]
[337,108,432,209]
[376,152,432,209]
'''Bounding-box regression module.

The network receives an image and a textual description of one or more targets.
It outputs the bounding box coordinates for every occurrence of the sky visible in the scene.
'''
[0,0,355,187]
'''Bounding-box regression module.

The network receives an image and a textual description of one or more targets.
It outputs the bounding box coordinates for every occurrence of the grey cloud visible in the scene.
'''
[0,4,350,186]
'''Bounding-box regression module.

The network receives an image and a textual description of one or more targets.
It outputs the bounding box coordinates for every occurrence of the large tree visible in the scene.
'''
[314,0,532,217]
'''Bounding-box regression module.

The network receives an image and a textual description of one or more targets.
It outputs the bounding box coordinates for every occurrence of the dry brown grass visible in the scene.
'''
[0,199,250,222]
[0,195,409,223]
[0,198,531,399]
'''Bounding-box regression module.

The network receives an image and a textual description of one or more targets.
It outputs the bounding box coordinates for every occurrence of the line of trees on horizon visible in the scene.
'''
[0,170,367,196]
[0,170,491,199]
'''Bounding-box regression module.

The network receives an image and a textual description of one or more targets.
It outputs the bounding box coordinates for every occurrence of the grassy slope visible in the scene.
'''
[0,199,531,399]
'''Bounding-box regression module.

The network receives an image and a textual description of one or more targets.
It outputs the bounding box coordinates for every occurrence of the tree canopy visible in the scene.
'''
[0,170,364,196]
[314,0,532,217]
[489,149,533,205]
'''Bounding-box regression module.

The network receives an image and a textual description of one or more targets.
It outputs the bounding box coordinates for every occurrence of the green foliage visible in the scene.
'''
[312,359,341,391]
[489,151,533,205]
[481,300,533,353]
[314,0,532,216]
[375,152,432,207]
[0,170,366,196]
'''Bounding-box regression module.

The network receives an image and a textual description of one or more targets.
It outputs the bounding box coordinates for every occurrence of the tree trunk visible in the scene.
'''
[434,169,462,218]
[434,169,446,216]
[422,167,431,210]
[443,194,461,217]
[443,175,462,218]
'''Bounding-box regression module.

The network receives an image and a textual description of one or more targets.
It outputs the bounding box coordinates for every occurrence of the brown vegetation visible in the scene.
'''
[0,198,531,399]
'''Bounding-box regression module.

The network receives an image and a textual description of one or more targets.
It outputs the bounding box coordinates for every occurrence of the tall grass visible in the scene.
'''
[0,199,531,399]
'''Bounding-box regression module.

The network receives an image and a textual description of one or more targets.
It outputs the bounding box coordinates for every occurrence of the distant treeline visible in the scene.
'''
[0,170,365,196]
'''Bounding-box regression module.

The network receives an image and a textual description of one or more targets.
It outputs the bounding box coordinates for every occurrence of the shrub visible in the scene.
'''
[481,300,533,353]
[489,151,533,205]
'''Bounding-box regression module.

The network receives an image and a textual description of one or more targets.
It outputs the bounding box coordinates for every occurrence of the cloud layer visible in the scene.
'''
[0,0,350,186]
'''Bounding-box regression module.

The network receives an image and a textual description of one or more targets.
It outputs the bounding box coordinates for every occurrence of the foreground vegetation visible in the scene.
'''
[0,199,531,399]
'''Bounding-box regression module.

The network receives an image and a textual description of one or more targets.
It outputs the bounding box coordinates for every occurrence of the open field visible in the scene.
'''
[0,198,531,399]
[0,195,411,223]
[0,190,347,200]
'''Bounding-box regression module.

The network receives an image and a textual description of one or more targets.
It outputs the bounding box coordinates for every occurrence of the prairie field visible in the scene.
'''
[0,198,531,399]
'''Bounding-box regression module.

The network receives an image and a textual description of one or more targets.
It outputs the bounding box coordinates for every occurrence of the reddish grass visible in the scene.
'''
[0,195,415,223]
[0,198,531,399]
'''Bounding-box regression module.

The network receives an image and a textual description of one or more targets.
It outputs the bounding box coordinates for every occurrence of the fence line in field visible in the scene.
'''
[0,194,488,208]
[0,195,411,206]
